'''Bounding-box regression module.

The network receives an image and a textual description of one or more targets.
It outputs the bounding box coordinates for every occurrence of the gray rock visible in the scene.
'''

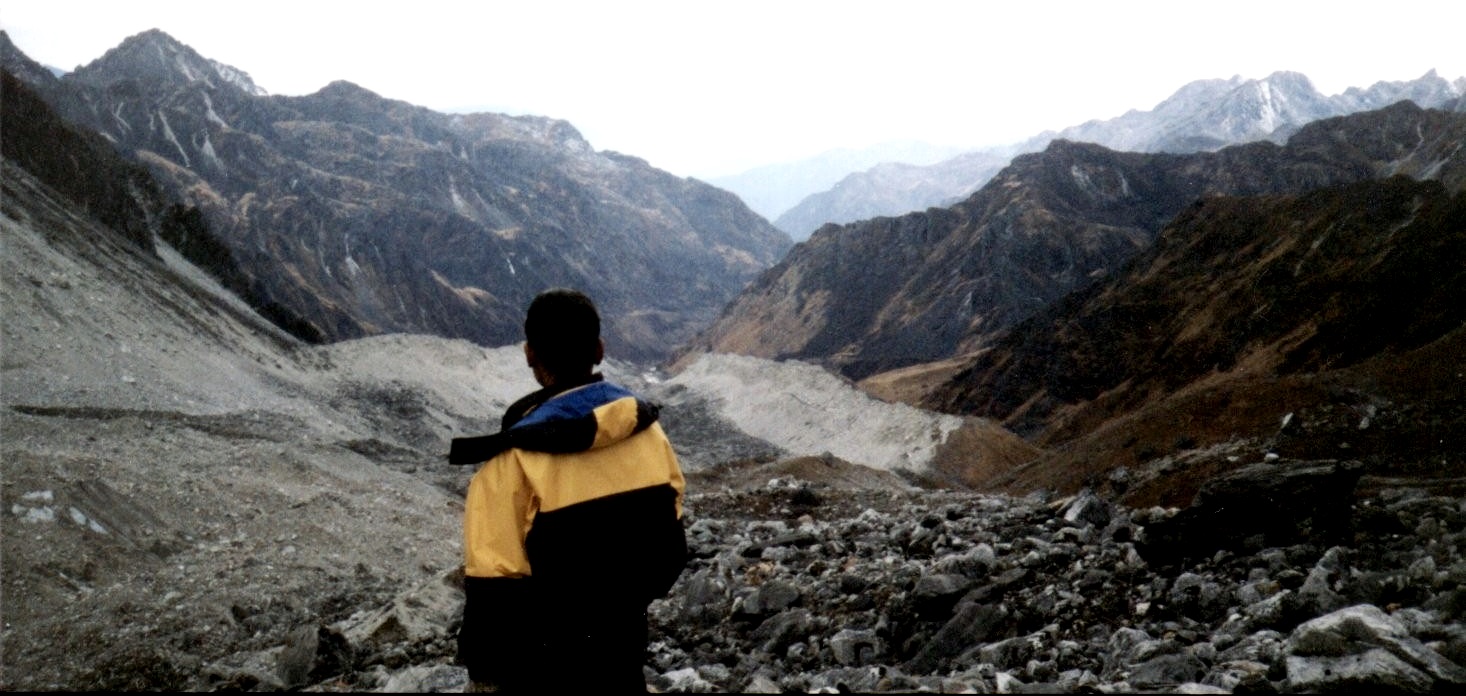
[275,624,352,689]
[1138,460,1363,567]
[1200,659,1272,691]
[1286,649,1435,692]
[742,672,782,693]
[752,608,814,655]
[261,484,1462,693]
[738,579,802,616]
[906,602,1011,673]
[672,568,732,626]
[912,572,973,618]
[829,628,884,666]
[1060,488,1112,528]
[1128,652,1207,691]
[1287,604,1466,688]
[976,631,1045,671]
[1175,684,1230,694]
[380,664,468,692]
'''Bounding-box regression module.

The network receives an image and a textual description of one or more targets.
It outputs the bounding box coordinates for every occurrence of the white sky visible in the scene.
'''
[4,1,1465,178]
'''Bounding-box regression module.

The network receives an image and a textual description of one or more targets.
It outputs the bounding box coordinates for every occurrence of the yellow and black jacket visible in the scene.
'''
[448,376,687,684]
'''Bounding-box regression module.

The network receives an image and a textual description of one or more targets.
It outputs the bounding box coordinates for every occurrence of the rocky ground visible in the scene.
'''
[3,159,1464,692]
[648,471,1466,693]
[87,460,1462,694]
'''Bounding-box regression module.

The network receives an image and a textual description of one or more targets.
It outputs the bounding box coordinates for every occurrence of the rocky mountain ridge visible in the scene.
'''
[1029,70,1466,155]
[705,140,968,224]
[769,70,1466,240]
[1,29,790,362]
[684,102,1466,382]
[772,150,1011,242]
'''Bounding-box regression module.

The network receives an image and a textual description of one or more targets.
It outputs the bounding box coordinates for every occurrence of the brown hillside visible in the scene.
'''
[926,177,1466,504]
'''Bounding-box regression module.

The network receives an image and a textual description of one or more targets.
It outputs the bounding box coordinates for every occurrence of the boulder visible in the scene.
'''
[1286,604,1466,690]
[1138,460,1363,567]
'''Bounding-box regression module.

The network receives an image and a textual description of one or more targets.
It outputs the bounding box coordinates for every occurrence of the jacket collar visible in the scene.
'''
[501,373,604,429]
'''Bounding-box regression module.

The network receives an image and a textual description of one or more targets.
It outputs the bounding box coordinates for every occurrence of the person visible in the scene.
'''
[448,288,688,693]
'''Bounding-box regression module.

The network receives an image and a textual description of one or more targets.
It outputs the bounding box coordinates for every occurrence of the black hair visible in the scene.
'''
[524,288,601,377]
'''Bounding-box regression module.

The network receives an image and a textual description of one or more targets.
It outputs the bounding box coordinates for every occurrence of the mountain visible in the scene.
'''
[1030,71,1336,154]
[921,174,1466,504]
[1333,69,1466,117]
[772,150,1011,241]
[1,29,790,362]
[1030,69,1466,154]
[706,141,967,224]
[681,102,1466,380]
[0,29,63,88]
[775,70,1466,240]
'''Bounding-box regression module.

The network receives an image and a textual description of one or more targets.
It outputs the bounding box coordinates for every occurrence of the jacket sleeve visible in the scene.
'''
[458,453,540,686]
[463,452,536,579]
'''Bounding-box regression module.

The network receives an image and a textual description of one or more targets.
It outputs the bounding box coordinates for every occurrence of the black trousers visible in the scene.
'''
[459,577,650,693]
[541,601,649,693]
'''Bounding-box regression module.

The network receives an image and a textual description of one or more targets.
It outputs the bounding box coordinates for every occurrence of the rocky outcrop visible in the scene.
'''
[1,29,790,361]
[1137,460,1366,569]
[687,103,1466,380]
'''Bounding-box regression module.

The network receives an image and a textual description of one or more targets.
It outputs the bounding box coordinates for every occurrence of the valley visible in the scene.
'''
[3,27,1465,693]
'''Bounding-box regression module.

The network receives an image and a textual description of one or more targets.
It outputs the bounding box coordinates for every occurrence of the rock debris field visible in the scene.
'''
[112,462,1460,694]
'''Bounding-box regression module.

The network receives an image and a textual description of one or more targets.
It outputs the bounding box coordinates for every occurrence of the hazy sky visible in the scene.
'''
[5,1,1465,178]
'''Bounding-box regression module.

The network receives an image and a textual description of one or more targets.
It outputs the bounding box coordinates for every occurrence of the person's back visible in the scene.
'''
[450,289,687,692]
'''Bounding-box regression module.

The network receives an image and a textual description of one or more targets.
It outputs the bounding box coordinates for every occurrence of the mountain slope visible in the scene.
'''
[682,103,1466,380]
[921,176,1466,504]
[2,29,789,362]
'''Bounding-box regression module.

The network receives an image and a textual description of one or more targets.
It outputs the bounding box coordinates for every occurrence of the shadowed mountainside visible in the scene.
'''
[682,103,1466,380]
[2,29,789,362]
[923,176,1466,506]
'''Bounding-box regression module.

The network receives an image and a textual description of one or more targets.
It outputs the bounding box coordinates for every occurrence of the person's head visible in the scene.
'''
[523,288,604,387]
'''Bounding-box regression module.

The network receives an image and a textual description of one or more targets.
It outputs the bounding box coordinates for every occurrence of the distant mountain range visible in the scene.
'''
[771,150,1011,241]
[705,140,967,223]
[1,29,790,362]
[682,101,1466,379]
[686,99,1466,500]
[740,70,1466,240]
